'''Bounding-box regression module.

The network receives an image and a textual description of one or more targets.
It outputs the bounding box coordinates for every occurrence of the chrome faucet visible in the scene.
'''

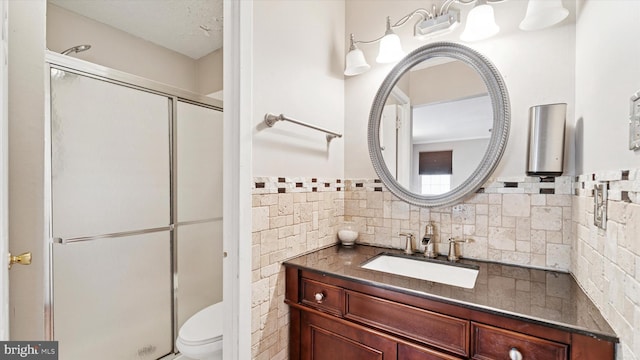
[447,238,469,262]
[399,233,415,255]
[422,222,436,258]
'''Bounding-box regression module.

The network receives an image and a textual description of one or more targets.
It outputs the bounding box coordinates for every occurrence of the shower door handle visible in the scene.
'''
[8,251,32,269]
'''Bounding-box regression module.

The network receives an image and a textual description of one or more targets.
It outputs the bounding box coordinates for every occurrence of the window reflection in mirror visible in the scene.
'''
[380,57,493,194]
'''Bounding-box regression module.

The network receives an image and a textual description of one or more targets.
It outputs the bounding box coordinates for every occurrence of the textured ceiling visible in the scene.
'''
[49,0,223,59]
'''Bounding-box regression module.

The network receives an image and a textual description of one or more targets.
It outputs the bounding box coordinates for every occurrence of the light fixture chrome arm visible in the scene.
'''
[351,9,431,46]
[263,113,343,142]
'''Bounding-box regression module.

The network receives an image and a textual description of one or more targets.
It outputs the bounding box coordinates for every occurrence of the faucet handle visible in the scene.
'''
[447,238,470,262]
[399,233,415,255]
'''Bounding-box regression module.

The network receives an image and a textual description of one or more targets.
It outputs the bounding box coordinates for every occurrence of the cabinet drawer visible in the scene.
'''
[471,322,568,360]
[301,278,344,316]
[398,343,464,360]
[345,290,469,357]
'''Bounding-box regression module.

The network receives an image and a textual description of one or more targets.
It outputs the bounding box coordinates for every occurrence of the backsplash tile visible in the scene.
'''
[344,177,573,270]
[251,178,344,359]
[251,172,640,359]
[572,169,640,359]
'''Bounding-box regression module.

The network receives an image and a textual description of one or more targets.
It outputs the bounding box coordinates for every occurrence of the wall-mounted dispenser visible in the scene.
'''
[526,103,567,176]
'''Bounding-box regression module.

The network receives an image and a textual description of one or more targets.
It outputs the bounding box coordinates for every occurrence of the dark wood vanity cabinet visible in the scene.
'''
[285,266,616,360]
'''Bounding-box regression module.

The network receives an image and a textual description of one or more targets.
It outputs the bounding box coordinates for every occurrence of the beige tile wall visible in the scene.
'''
[344,177,573,270]
[572,170,640,360]
[251,178,344,360]
[251,172,640,359]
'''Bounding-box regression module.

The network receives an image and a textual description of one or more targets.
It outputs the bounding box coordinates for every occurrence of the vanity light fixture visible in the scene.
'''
[344,34,371,76]
[344,0,502,76]
[376,17,406,64]
[345,0,570,76]
[519,0,569,31]
[459,0,500,42]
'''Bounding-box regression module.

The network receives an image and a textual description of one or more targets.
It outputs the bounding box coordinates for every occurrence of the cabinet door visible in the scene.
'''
[302,312,396,360]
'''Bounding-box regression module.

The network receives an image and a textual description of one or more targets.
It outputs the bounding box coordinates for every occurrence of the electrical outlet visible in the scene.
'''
[630,92,640,150]
[594,183,607,230]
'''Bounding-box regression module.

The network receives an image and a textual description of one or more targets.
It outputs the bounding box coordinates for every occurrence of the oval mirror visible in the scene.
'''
[368,42,510,207]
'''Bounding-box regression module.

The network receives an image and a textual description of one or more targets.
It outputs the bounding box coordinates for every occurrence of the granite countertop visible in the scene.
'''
[283,244,618,342]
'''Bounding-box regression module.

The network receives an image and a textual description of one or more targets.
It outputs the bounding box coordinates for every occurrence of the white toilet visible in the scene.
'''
[176,302,223,360]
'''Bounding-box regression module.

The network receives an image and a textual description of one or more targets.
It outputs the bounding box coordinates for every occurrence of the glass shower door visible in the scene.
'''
[175,101,223,330]
[50,69,172,360]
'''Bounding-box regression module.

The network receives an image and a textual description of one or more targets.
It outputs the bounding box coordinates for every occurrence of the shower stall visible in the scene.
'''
[45,52,223,360]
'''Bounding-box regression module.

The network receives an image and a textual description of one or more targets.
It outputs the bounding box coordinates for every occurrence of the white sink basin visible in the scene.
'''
[361,254,479,289]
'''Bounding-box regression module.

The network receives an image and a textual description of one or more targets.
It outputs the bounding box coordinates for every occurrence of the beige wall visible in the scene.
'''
[573,1,640,359]
[574,0,640,174]
[252,0,345,178]
[8,0,46,340]
[196,48,223,95]
[46,4,222,95]
[250,0,345,358]
[409,60,486,106]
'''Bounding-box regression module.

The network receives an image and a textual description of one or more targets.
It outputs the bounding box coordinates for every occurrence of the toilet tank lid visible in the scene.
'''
[179,303,223,344]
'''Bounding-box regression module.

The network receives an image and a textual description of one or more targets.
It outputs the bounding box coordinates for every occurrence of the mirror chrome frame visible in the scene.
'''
[368,42,510,208]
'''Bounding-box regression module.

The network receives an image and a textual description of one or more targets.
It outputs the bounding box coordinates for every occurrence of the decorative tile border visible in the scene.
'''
[343,176,574,195]
[574,169,640,203]
[484,175,573,195]
[253,177,344,194]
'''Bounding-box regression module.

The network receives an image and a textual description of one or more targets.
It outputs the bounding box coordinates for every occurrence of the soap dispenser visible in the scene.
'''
[422,222,437,258]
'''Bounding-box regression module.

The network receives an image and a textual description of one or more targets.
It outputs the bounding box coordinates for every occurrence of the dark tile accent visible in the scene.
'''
[581,182,585,189]
[312,178,317,183]
[255,182,265,188]
[312,187,317,192]
[540,188,555,194]
[356,183,363,188]
[574,189,579,196]
[622,170,630,180]
[575,176,580,182]
[337,187,341,191]
[277,188,286,193]
[622,191,631,203]
[324,183,330,187]
[374,187,383,192]
[476,188,485,193]
[591,173,596,181]
[504,182,519,188]
[337,179,342,183]
[590,189,594,197]
[540,176,555,183]
[278,177,286,182]
[296,182,303,188]
[374,179,382,183]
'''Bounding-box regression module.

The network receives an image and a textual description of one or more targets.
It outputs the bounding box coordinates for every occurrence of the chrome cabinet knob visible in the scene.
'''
[314,292,325,302]
[509,347,523,360]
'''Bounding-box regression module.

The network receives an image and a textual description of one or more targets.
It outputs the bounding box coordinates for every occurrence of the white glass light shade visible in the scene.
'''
[376,32,405,64]
[460,3,500,42]
[344,48,370,76]
[519,0,569,31]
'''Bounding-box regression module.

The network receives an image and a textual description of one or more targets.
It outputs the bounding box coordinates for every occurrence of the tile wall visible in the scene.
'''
[344,176,573,270]
[251,172,639,359]
[572,169,640,360]
[251,177,344,360]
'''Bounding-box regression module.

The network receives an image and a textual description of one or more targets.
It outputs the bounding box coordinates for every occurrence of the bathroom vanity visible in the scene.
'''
[284,245,617,360]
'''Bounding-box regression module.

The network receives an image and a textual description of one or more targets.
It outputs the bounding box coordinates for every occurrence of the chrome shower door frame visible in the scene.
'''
[44,51,222,357]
